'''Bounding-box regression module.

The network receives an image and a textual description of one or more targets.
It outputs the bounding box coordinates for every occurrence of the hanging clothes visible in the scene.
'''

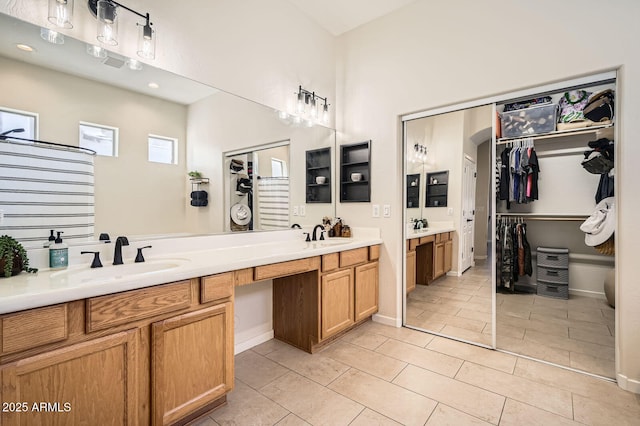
[498,141,539,208]
[496,217,533,292]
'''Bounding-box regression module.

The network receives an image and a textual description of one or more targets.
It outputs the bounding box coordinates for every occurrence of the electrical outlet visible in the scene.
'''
[372,204,380,218]
[447,208,454,216]
[292,206,299,216]
[299,205,306,216]
[383,204,391,218]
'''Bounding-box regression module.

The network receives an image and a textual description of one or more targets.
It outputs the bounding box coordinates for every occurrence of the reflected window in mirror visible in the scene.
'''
[79,122,118,157]
[148,135,178,165]
[0,107,37,140]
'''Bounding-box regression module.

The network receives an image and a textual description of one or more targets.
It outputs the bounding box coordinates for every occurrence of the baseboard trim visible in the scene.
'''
[568,288,606,299]
[617,373,640,394]
[373,313,401,327]
[234,330,274,355]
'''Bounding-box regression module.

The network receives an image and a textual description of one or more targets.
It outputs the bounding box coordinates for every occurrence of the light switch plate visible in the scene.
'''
[299,205,306,216]
[292,206,299,216]
[372,204,380,218]
[447,208,454,216]
[383,204,391,218]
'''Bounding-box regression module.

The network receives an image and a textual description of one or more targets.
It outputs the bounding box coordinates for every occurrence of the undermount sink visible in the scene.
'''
[50,258,189,284]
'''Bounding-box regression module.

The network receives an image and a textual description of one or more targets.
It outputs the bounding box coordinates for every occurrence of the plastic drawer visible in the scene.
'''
[537,281,569,299]
[536,265,569,285]
[537,247,569,268]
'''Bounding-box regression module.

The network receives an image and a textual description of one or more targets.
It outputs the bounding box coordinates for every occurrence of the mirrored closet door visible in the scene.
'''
[403,105,494,347]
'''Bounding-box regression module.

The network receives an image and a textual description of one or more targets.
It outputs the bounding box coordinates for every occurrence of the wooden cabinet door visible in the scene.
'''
[152,303,233,426]
[355,261,379,321]
[433,242,445,279]
[1,330,138,426]
[444,239,453,273]
[406,250,416,294]
[321,269,354,339]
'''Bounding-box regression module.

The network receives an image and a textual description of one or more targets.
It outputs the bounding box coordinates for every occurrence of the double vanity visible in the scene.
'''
[0,230,381,425]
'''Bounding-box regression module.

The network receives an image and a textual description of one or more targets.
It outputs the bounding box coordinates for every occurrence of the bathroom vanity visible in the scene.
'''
[0,233,381,425]
[406,228,454,294]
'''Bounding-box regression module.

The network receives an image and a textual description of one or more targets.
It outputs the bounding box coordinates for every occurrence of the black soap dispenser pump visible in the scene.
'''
[44,229,56,248]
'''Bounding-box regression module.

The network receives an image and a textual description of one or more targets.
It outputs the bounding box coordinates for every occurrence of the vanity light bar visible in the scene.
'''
[295,85,330,125]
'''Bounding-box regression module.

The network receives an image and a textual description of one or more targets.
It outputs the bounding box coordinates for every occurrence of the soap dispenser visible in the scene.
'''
[44,229,56,248]
[49,231,68,269]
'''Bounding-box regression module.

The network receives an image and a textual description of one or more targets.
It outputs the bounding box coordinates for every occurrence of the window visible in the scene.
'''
[148,135,177,164]
[79,122,118,156]
[271,157,287,177]
[0,107,38,141]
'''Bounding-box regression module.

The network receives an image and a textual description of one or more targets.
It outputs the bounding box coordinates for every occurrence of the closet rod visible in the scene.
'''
[497,213,588,221]
[496,124,613,145]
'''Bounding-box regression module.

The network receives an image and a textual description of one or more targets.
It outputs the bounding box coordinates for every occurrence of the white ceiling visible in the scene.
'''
[286,0,418,36]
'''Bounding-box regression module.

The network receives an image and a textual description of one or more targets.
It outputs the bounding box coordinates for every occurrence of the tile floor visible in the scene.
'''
[192,321,640,426]
[405,261,616,379]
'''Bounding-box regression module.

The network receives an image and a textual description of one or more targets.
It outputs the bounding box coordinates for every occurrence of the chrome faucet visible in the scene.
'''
[113,236,129,265]
[312,224,325,241]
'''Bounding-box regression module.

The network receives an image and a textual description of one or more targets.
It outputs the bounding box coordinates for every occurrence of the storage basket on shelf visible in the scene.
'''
[536,247,569,299]
[500,104,558,138]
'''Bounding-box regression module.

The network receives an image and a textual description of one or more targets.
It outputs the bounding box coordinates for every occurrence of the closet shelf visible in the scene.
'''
[497,123,613,145]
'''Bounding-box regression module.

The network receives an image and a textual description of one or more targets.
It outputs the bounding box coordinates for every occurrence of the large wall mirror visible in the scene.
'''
[0,13,336,248]
[403,105,494,347]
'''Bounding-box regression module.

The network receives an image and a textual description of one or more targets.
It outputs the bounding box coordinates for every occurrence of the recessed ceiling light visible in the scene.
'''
[16,44,35,52]
[148,82,159,89]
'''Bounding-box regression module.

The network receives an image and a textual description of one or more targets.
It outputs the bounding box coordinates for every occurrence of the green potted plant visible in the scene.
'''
[188,170,203,179]
[0,235,37,278]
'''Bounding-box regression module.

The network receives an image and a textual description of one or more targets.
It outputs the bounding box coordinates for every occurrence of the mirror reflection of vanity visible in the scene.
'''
[0,13,336,248]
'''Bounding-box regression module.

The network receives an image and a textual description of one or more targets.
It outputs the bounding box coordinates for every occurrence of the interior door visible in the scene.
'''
[462,157,476,272]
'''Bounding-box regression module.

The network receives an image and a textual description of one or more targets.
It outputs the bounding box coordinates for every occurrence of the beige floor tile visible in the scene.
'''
[340,325,389,351]
[251,338,291,356]
[408,298,462,315]
[529,304,568,320]
[418,311,487,333]
[464,300,494,314]
[427,336,516,374]
[365,321,435,347]
[321,341,406,381]
[265,343,350,386]
[497,306,532,320]
[601,307,615,320]
[234,350,290,389]
[260,372,363,426]
[275,413,311,426]
[497,334,571,366]
[573,393,640,426]
[497,293,535,306]
[407,316,446,333]
[455,362,573,418]
[457,308,492,323]
[524,329,614,361]
[532,296,568,310]
[469,295,492,305]
[528,313,612,336]
[375,338,463,377]
[568,295,608,309]
[497,314,569,337]
[394,364,505,424]
[568,310,610,325]
[569,327,615,347]
[440,325,493,346]
[405,304,425,319]
[425,404,492,425]
[570,351,616,378]
[499,399,582,426]
[349,408,402,426]
[513,357,640,413]
[190,415,220,426]
[449,287,480,296]
[421,288,473,302]
[409,290,442,304]
[486,322,525,340]
[328,368,436,426]
[210,380,288,426]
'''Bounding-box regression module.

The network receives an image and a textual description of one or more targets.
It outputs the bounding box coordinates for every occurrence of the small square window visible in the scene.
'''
[0,107,38,141]
[79,122,118,156]
[148,135,177,164]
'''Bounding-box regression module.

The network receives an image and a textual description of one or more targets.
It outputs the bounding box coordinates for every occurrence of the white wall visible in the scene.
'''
[336,0,640,392]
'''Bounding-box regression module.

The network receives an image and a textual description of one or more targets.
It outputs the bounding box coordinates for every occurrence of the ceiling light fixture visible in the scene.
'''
[87,0,155,59]
[48,0,74,29]
[292,86,330,126]
[412,143,428,163]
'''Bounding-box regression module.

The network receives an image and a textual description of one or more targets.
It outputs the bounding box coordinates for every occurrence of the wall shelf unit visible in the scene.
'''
[305,147,332,203]
[425,170,448,207]
[406,174,420,208]
[340,141,371,202]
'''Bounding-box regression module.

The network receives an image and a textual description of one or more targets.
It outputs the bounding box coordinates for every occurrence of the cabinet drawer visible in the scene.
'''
[1,304,68,355]
[254,257,319,281]
[340,247,368,268]
[201,272,234,303]
[536,266,569,285]
[419,235,435,245]
[86,280,192,332]
[408,238,419,251]
[435,233,443,243]
[322,253,340,272]
[369,244,380,261]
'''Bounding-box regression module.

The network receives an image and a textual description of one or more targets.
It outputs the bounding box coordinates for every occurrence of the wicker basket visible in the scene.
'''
[594,235,615,255]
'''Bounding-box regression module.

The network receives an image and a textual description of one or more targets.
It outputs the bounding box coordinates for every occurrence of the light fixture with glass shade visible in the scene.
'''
[40,28,65,44]
[48,0,74,29]
[88,0,156,59]
[86,43,107,58]
[292,86,330,127]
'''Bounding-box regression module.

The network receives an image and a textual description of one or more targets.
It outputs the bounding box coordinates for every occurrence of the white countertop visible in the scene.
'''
[0,229,382,315]
[405,222,455,240]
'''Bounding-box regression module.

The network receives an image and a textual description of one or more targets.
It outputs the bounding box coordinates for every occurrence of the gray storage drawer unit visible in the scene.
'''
[536,247,569,299]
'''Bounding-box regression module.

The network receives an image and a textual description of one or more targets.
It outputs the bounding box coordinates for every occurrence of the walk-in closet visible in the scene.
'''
[403,70,618,381]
